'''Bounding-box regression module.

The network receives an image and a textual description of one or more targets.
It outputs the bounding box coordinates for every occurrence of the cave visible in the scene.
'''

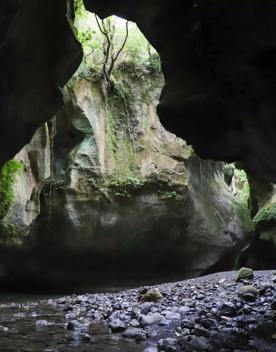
[1,1,276,351]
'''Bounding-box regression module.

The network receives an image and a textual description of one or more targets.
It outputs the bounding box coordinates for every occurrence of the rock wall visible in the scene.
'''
[0,124,51,245]
[0,7,254,284]
[10,61,251,280]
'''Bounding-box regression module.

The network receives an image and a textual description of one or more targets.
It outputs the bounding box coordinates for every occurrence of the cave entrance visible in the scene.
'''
[0,0,256,291]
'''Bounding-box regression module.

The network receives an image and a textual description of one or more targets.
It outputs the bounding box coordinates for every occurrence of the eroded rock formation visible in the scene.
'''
[0,44,252,283]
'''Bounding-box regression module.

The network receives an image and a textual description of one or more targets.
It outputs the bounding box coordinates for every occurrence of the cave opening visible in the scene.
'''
[2,2,276,352]
[0,0,272,293]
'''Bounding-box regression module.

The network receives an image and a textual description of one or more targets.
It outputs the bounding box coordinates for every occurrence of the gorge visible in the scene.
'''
[1,1,276,351]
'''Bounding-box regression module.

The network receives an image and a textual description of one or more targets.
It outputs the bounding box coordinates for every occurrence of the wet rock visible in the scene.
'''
[140,302,154,315]
[66,320,81,331]
[139,313,164,327]
[139,288,163,303]
[179,306,191,315]
[237,267,254,281]
[80,333,94,343]
[255,321,276,339]
[188,336,209,351]
[181,319,194,330]
[271,295,276,310]
[193,325,210,338]
[35,320,50,329]
[108,319,126,332]
[163,310,181,320]
[158,338,178,351]
[123,327,147,341]
[144,348,158,352]
[0,325,9,332]
[217,302,237,317]
[238,285,258,302]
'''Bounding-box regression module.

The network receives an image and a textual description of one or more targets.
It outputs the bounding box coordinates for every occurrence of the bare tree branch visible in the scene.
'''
[107,20,129,76]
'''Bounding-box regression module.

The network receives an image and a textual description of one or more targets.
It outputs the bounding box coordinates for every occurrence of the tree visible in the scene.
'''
[94,14,129,92]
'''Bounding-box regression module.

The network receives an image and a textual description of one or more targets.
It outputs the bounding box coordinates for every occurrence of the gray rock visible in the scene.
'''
[143,348,158,352]
[123,327,146,341]
[189,336,209,351]
[158,338,178,351]
[179,306,191,315]
[238,285,258,301]
[108,319,126,332]
[217,302,237,317]
[140,302,153,315]
[66,320,81,331]
[0,325,9,332]
[35,320,50,329]
[139,313,164,327]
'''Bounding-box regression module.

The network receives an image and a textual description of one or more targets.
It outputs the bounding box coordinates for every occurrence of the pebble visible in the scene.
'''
[4,270,276,352]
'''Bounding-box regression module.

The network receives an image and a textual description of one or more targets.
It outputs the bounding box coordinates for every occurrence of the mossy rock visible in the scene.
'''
[253,203,276,230]
[0,160,24,219]
[236,267,254,281]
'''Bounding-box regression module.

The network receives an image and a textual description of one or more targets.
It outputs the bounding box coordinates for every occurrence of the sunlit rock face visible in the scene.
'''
[84,0,276,183]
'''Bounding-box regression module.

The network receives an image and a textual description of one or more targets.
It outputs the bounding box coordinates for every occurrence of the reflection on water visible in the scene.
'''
[0,295,144,352]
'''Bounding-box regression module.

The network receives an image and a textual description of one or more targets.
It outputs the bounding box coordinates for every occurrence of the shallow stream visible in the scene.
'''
[0,293,143,352]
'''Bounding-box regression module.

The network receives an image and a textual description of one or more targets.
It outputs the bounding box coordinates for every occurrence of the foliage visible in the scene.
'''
[107,175,144,197]
[91,174,144,198]
[147,53,162,73]
[0,221,27,246]
[0,160,24,219]
[72,0,161,81]
[160,191,177,200]
[234,168,250,207]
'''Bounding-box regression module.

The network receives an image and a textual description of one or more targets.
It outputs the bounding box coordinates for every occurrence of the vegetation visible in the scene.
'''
[72,0,161,83]
[0,160,24,219]
[160,191,177,200]
[253,203,276,228]
[234,169,250,207]
[89,174,144,198]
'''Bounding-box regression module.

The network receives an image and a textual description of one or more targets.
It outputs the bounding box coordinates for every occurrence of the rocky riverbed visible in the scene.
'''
[1,271,276,351]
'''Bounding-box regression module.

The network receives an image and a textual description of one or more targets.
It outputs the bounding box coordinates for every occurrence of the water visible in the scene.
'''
[0,294,144,352]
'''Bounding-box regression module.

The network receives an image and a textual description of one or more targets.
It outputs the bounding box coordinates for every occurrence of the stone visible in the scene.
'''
[80,333,94,343]
[140,302,153,315]
[0,326,9,332]
[181,319,194,330]
[255,321,276,339]
[236,267,254,281]
[158,338,178,352]
[238,285,258,301]
[35,320,50,329]
[179,306,191,315]
[66,320,81,331]
[143,348,158,352]
[108,319,126,332]
[271,295,276,310]
[217,302,237,317]
[188,336,209,351]
[123,327,146,341]
[139,288,163,303]
[139,313,164,327]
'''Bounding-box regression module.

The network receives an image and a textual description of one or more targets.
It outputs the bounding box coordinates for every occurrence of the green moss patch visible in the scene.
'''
[0,160,24,219]
[253,203,276,228]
